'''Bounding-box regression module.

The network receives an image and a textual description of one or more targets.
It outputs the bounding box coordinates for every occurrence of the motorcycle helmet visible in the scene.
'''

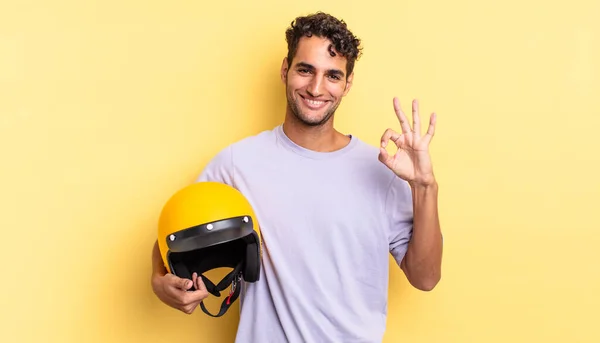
[157,181,261,317]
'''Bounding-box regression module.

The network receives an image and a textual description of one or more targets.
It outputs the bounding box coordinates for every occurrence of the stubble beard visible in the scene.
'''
[286,90,340,127]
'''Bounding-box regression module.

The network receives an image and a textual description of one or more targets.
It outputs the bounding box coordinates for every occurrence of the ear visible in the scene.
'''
[280,57,289,84]
[342,72,354,96]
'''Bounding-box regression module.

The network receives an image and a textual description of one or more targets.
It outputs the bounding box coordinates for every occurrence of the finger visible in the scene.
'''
[412,99,421,139]
[378,147,394,169]
[182,306,195,314]
[182,273,209,303]
[167,283,207,307]
[423,113,437,144]
[168,274,193,291]
[182,303,198,315]
[182,281,209,305]
[192,272,199,291]
[194,275,207,293]
[393,97,412,134]
[162,281,188,305]
[380,128,402,148]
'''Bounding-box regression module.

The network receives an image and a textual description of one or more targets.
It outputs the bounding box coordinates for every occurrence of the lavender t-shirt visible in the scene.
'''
[197,124,413,343]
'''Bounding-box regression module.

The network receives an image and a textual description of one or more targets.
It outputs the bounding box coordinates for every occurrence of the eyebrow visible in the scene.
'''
[295,62,345,78]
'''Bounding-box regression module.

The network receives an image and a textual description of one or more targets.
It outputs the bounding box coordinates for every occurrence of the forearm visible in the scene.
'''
[402,181,443,291]
[152,240,167,278]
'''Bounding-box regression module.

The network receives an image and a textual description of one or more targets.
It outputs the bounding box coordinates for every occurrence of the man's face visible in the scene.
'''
[281,36,354,127]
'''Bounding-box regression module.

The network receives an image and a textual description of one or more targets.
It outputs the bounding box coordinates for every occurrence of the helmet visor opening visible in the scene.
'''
[168,236,247,277]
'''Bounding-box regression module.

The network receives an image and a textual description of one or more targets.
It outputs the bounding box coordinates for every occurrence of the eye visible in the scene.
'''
[298,68,310,74]
[328,74,341,81]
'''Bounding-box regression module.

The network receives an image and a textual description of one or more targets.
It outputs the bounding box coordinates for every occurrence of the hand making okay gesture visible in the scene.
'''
[378,97,437,187]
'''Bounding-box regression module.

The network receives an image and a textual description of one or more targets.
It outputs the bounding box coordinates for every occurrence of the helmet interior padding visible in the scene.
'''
[169,231,260,289]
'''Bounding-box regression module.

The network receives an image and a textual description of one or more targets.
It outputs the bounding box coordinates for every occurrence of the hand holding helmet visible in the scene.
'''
[154,181,262,317]
[151,268,209,314]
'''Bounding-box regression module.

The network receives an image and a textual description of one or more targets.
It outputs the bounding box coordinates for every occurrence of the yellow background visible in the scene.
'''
[1,0,599,342]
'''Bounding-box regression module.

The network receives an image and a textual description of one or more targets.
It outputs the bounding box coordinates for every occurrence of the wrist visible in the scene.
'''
[409,176,438,190]
[151,270,167,290]
[152,260,168,279]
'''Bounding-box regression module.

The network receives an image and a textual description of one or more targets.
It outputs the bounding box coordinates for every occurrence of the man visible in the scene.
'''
[151,12,443,342]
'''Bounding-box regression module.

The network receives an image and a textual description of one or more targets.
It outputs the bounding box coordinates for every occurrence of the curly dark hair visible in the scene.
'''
[285,12,362,77]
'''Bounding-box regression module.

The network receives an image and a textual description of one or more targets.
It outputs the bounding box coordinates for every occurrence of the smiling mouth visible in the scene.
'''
[300,94,328,110]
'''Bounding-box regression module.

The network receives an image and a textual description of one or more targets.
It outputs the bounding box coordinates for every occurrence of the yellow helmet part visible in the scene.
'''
[157,181,261,274]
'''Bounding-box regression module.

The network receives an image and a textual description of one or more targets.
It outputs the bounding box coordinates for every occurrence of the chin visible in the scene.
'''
[301,113,327,124]
[295,110,333,127]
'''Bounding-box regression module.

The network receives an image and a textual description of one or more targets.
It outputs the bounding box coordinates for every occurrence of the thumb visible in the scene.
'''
[174,276,193,291]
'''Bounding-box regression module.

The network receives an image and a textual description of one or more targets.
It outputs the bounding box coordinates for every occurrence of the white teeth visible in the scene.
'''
[305,99,324,106]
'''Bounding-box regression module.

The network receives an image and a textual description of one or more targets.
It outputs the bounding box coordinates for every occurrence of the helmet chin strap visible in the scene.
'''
[198,263,244,317]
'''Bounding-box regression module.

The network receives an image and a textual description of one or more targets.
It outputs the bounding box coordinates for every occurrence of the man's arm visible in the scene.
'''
[152,240,167,278]
[400,181,442,291]
[378,97,443,291]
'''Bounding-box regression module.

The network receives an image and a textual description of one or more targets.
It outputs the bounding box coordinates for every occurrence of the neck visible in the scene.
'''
[282,111,350,153]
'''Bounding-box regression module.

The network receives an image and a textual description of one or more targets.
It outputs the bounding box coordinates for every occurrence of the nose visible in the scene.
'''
[306,76,323,97]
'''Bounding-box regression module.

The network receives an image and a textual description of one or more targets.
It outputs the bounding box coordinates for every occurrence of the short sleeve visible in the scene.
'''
[385,176,414,266]
[196,145,235,187]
